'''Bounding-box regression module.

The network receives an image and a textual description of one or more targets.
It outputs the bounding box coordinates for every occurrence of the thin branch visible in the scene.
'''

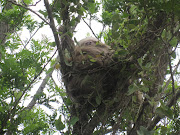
[8,0,49,25]
[71,14,82,33]
[11,49,57,112]
[147,88,180,130]
[24,27,41,49]
[112,99,131,134]
[168,55,175,94]
[162,59,180,92]
[15,31,25,47]
[99,24,105,39]
[82,18,98,39]
[27,0,41,6]
[128,99,149,135]
[5,49,57,132]
[15,26,41,49]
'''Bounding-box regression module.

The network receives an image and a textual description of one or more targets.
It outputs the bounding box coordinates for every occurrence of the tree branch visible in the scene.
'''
[44,0,66,68]
[26,51,58,110]
[168,55,175,94]
[163,60,180,92]
[26,66,53,109]
[71,14,82,33]
[82,18,98,39]
[12,49,57,114]
[24,27,41,48]
[8,0,49,25]
[147,88,180,131]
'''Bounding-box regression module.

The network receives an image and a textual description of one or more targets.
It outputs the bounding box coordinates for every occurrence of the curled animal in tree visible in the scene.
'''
[73,37,114,70]
[65,37,145,134]
[67,37,115,105]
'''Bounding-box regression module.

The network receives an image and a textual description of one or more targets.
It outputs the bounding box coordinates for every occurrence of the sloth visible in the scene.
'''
[66,37,144,130]
[67,37,115,104]
[72,37,114,70]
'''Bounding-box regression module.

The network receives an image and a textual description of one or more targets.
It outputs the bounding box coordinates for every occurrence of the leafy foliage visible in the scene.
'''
[0,0,180,135]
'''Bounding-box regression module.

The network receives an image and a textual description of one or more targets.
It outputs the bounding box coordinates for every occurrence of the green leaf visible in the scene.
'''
[55,116,65,131]
[127,84,138,95]
[121,13,129,18]
[96,96,101,105]
[81,75,90,86]
[156,106,173,119]
[65,97,72,106]
[88,3,96,13]
[112,13,120,21]
[64,49,72,66]
[141,86,149,92]
[112,22,119,31]
[14,92,22,99]
[145,63,151,69]
[130,5,137,14]
[169,37,178,47]
[39,10,48,18]
[171,51,176,59]
[118,50,128,55]
[50,42,56,47]
[156,107,165,118]
[79,7,86,15]
[46,67,53,74]
[70,116,79,126]
[127,24,136,29]
[137,58,143,68]
[137,126,154,135]
[90,58,97,62]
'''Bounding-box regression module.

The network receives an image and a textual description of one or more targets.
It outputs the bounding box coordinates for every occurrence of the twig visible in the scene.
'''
[71,14,82,33]
[99,24,105,40]
[12,49,57,112]
[168,55,175,94]
[24,27,41,49]
[128,99,149,135]
[8,0,49,25]
[163,60,180,92]
[82,18,98,39]
[15,31,25,47]
[28,0,41,6]
[51,76,70,111]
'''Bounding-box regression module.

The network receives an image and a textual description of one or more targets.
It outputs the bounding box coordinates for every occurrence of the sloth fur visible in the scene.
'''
[67,37,115,105]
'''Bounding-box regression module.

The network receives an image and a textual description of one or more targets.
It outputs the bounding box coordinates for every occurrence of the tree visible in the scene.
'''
[0,0,58,134]
[0,0,180,135]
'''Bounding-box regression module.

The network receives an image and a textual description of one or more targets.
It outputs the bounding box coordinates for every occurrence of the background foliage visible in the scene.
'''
[0,0,180,135]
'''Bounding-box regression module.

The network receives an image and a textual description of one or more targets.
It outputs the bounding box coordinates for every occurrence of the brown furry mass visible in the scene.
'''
[67,37,115,104]
[73,37,114,70]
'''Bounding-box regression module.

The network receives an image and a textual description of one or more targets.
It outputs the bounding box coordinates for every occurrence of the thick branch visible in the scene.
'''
[44,0,61,50]
[44,0,74,77]
[26,66,54,109]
